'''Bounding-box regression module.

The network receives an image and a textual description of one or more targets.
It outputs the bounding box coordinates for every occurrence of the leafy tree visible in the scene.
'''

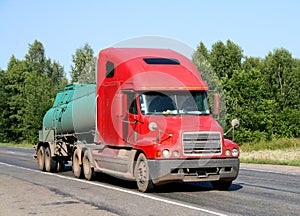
[46,60,68,87]
[209,40,243,79]
[0,40,67,143]
[194,40,244,134]
[70,43,95,83]
[225,68,276,142]
[22,72,54,142]
[193,43,226,128]
[242,56,263,71]
[25,40,46,75]
[263,49,293,103]
[21,41,67,142]
[261,49,300,138]
[193,41,299,143]
[77,56,96,84]
[0,69,10,142]
[4,56,28,142]
[197,42,209,60]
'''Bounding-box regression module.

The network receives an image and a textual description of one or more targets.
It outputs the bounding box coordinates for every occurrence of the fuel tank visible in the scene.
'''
[43,83,96,142]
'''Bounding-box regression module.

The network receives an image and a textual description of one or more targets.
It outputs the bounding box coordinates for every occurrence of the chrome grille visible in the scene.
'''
[182,132,222,155]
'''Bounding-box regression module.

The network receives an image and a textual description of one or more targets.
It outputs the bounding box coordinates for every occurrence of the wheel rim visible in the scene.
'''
[137,160,147,184]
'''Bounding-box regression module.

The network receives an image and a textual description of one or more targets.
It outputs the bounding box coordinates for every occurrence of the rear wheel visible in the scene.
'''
[37,145,45,171]
[73,149,83,178]
[45,146,57,172]
[211,180,232,190]
[135,153,154,192]
[56,158,65,172]
[83,151,95,181]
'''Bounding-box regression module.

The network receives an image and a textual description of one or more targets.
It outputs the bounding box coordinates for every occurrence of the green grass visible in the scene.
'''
[240,138,300,166]
[2,138,300,166]
[240,158,300,166]
[0,142,34,148]
[240,138,300,151]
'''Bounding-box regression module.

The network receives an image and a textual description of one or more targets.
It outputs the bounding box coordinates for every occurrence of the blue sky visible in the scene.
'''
[1,0,299,77]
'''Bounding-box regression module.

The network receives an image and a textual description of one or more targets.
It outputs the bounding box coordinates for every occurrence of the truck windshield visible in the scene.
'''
[139,91,210,116]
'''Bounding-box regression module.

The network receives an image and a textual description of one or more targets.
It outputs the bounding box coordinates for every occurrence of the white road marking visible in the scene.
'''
[0,161,226,216]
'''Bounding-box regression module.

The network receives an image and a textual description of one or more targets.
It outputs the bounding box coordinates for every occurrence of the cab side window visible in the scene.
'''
[128,93,138,114]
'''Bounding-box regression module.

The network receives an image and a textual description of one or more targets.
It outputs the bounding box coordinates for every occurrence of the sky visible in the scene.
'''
[1,0,300,78]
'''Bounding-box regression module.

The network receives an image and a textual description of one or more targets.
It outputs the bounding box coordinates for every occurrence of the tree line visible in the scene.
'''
[194,40,300,143]
[0,40,299,144]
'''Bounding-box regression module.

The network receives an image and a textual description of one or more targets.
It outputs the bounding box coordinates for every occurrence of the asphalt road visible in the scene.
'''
[0,146,299,216]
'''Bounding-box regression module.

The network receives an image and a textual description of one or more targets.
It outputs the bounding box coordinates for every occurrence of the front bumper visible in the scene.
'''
[148,158,240,185]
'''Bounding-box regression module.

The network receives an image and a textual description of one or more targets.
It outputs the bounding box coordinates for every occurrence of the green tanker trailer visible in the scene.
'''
[36,83,97,172]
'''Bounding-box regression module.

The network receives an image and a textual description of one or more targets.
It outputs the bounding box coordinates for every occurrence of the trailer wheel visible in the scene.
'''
[45,146,57,172]
[83,151,95,181]
[56,159,65,172]
[211,180,232,190]
[135,153,154,192]
[72,149,83,178]
[37,145,45,171]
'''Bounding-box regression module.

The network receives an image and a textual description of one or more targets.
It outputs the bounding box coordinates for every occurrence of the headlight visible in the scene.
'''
[231,148,239,157]
[162,149,171,158]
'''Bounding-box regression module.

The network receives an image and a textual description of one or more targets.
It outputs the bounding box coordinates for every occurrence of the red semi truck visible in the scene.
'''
[35,48,240,192]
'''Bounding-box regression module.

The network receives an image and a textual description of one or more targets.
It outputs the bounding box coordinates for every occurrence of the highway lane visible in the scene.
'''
[0,146,299,216]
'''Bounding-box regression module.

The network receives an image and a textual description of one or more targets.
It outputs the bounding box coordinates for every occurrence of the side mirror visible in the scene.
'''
[225,118,240,141]
[213,93,220,116]
[231,119,240,128]
[113,92,124,118]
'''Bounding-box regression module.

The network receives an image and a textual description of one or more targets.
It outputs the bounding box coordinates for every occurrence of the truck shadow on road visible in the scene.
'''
[61,165,243,193]
[153,182,243,193]
[93,172,243,193]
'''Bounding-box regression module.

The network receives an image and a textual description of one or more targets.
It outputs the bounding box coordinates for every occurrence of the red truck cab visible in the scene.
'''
[92,48,239,192]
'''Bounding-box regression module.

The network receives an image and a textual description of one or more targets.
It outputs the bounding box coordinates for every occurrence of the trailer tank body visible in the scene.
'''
[42,83,96,142]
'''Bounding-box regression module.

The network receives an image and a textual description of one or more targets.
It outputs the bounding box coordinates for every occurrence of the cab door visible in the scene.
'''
[124,92,139,143]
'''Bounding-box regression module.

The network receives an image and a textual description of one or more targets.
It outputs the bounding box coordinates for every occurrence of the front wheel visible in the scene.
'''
[134,153,154,192]
[211,180,232,190]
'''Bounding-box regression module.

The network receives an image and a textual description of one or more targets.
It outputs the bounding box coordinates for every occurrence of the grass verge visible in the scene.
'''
[2,138,300,166]
[240,138,300,166]
[0,142,34,148]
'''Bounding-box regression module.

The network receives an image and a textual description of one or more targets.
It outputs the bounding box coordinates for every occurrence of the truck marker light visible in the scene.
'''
[225,149,231,157]
[156,150,162,157]
[173,150,180,157]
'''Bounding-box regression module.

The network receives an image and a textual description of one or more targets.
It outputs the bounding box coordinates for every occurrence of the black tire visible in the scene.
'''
[135,153,154,192]
[56,159,65,172]
[45,146,57,172]
[211,180,232,190]
[37,145,45,171]
[73,149,83,178]
[83,151,95,181]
